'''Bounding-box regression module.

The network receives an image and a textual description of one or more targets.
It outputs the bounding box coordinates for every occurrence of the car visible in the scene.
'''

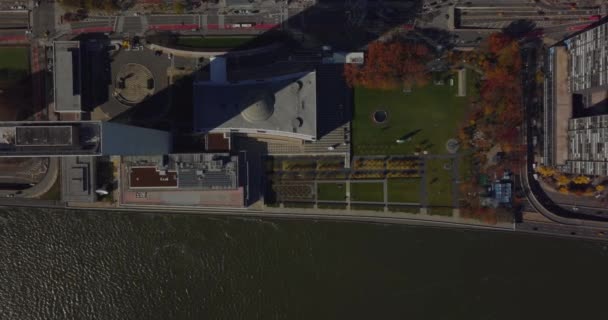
[155,50,163,56]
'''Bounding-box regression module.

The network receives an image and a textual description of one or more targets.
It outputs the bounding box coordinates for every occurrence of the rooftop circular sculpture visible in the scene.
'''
[372,110,388,123]
[114,63,154,105]
[241,91,275,122]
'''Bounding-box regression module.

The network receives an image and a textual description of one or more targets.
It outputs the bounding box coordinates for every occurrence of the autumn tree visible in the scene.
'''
[537,165,556,177]
[487,32,513,54]
[572,175,591,185]
[556,175,570,186]
[344,40,432,90]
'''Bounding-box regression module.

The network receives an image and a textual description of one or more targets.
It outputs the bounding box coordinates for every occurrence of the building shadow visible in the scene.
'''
[0,69,45,121]
[502,19,537,39]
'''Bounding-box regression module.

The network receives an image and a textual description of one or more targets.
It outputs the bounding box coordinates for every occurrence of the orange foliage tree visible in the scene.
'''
[344,40,432,90]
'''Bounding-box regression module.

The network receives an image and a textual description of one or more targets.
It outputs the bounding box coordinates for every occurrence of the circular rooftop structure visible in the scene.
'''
[114,63,154,105]
[241,92,275,122]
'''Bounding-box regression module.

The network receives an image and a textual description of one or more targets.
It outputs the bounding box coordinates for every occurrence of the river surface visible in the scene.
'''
[1,207,608,320]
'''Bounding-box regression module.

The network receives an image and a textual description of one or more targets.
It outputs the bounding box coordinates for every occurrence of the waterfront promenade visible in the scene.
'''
[4,197,608,242]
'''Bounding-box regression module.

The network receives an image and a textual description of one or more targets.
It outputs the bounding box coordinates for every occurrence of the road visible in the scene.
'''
[31,0,55,37]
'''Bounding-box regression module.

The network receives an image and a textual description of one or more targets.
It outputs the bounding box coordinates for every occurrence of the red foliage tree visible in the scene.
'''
[344,40,432,90]
[487,33,513,54]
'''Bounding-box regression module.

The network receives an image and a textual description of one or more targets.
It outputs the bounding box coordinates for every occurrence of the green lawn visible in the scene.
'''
[350,182,384,202]
[426,158,454,207]
[176,36,255,49]
[353,71,477,156]
[317,182,346,201]
[0,47,29,83]
[387,178,421,203]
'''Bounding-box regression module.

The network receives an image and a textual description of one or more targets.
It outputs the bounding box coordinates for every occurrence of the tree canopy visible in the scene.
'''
[344,40,432,90]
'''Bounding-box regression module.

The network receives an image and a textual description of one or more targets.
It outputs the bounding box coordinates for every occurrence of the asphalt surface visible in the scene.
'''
[120,16,143,34]
[32,0,55,36]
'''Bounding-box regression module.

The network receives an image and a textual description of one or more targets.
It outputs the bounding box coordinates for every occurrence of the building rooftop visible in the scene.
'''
[0,121,100,156]
[125,153,239,190]
[194,72,317,141]
[121,153,245,207]
[61,156,96,202]
[205,133,231,152]
[130,166,178,188]
[15,126,73,146]
[53,41,81,113]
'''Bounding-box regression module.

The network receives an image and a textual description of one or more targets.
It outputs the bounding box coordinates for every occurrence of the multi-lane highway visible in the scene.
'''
[456,6,601,29]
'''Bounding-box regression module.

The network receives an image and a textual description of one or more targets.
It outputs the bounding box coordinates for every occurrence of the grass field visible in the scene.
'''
[176,36,255,49]
[317,183,346,201]
[351,182,384,202]
[352,71,478,156]
[0,47,29,83]
[0,47,29,70]
[426,158,454,207]
[387,179,421,203]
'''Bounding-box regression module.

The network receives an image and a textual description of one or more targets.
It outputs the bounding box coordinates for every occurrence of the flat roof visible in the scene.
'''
[205,133,230,151]
[0,121,101,156]
[130,166,178,188]
[15,126,72,146]
[122,153,244,207]
[61,156,96,202]
[554,47,572,166]
[194,72,317,140]
[53,41,81,112]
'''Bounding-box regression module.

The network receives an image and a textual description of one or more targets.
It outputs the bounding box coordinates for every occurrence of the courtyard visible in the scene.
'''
[348,70,480,211]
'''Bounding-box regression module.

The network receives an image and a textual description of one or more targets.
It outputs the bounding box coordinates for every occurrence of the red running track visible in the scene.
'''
[0,35,27,42]
[223,23,279,30]
[148,24,199,31]
[71,26,114,34]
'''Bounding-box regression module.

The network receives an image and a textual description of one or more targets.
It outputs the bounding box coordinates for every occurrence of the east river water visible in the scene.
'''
[1,207,608,320]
